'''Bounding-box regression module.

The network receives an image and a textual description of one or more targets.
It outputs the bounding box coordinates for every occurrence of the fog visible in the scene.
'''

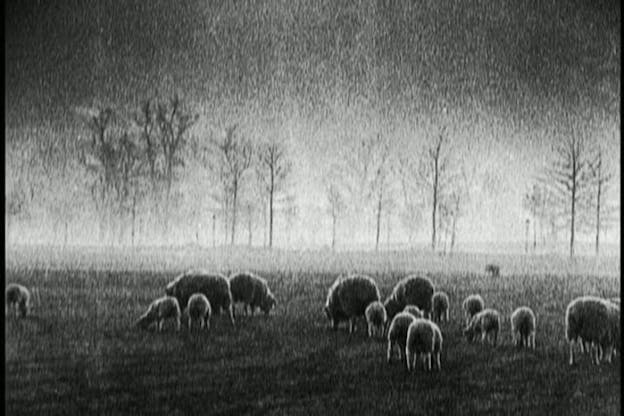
[5,0,620,254]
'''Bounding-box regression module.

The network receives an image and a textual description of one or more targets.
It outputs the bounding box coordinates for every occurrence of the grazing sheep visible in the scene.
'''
[384,275,435,321]
[565,296,620,365]
[485,263,500,277]
[229,272,277,316]
[510,306,536,349]
[365,301,387,339]
[403,305,424,319]
[5,283,32,318]
[324,274,381,333]
[595,301,620,363]
[187,293,212,331]
[165,270,235,326]
[464,308,501,346]
[462,294,485,326]
[387,312,417,366]
[432,291,450,322]
[405,318,443,372]
[136,296,181,332]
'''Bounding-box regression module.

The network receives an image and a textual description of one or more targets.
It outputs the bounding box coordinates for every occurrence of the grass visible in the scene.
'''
[4,246,621,415]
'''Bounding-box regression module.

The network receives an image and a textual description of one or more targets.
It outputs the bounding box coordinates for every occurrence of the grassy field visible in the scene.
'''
[5,246,621,415]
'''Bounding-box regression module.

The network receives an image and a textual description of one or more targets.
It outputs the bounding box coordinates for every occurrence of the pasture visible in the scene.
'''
[5,245,621,415]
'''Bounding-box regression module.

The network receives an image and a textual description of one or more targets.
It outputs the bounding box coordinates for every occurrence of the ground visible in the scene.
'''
[4,246,621,415]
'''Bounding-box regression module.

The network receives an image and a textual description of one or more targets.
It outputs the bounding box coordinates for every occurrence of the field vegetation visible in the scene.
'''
[5,246,620,415]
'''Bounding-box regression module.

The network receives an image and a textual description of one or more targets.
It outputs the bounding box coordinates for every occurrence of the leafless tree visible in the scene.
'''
[256,138,291,248]
[209,124,253,245]
[326,181,346,250]
[155,94,198,236]
[538,130,594,258]
[586,146,616,256]
[419,126,454,252]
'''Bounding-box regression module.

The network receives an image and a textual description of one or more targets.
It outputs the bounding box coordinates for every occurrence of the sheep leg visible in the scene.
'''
[405,348,411,371]
[387,341,393,363]
[436,352,441,371]
[349,318,355,334]
[205,317,210,330]
[188,316,192,331]
[481,331,486,344]
[158,320,164,332]
[367,324,372,338]
[176,317,181,332]
[426,353,432,371]
[569,341,575,365]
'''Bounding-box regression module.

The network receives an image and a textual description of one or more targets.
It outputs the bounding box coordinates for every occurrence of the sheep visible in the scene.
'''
[136,296,181,332]
[187,293,212,331]
[365,301,387,339]
[485,263,500,277]
[5,283,32,318]
[432,291,450,322]
[324,274,381,333]
[405,318,443,372]
[383,274,435,321]
[462,294,485,326]
[229,272,277,317]
[165,270,235,326]
[403,305,424,319]
[464,308,501,346]
[565,296,615,365]
[595,301,620,363]
[510,306,536,349]
[386,312,416,366]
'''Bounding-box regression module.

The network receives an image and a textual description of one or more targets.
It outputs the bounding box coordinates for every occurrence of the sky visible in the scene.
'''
[4,0,621,248]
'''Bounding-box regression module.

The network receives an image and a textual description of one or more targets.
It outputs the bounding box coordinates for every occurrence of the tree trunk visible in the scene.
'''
[375,192,382,251]
[450,213,457,255]
[212,213,216,247]
[524,219,529,254]
[231,181,238,246]
[248,207,253,247]
[595,176,601,257]
[269,167,274,248]
[570,181,576,258]
[331,212,336,251]
[532,214,537,253]
[64,219,69,248]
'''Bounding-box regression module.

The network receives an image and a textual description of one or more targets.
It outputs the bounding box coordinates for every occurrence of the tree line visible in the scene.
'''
[5,95,618,257]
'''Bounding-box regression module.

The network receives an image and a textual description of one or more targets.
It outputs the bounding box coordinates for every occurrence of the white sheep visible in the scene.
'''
[136,296,181,332]
[462,294,485,326]
[565,296,619,365]
[387,312,416,366]
[405,318,443,372]
[5,283,32,318]
[432,291,450,322]
[187,293,212,331]
[365,301,387,339]
[403,305,424,319]
[464,308,500,346]
[510,306,536,349]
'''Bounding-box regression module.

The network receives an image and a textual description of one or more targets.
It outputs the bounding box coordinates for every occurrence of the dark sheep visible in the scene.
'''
[384,274,435,321]
[165,270,235,326]
[485,263,500,277]
[229,272,277,317]
[324,274,381,333]
[5,283,32,318]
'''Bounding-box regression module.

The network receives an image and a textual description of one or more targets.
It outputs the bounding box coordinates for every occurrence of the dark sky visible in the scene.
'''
[5,0,620,129]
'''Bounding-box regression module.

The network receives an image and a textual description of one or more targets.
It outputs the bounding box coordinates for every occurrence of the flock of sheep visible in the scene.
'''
[322,273,620,371]
[5,269,620,370]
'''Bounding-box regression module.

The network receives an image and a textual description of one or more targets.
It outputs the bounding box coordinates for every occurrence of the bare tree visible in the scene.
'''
[326,182,346,250]
[397,154,425,246]
[210,124,253,245]
[586,146,616,256]
[256,138,291,248]
[419,126,454,252]
[539,131,594,258]
[156,94,197,236]
[523,184,544,253]
[339,133,393,250]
